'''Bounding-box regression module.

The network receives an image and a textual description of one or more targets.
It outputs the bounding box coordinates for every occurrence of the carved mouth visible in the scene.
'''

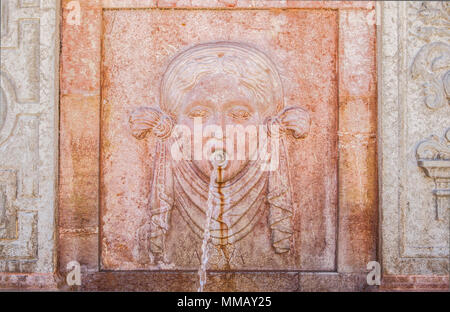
[210,149,228,168]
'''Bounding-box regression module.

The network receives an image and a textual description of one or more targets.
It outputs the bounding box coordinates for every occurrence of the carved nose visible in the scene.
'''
[211,111,227,131]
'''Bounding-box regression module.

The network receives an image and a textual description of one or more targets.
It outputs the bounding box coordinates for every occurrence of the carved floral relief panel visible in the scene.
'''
[381,1,449,279]
[401,2,450,261]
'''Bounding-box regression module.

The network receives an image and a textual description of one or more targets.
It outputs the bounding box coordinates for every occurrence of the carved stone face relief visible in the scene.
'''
[129,42,310,261]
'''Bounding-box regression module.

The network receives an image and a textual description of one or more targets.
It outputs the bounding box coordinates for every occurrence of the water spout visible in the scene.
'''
[197,150,227,292]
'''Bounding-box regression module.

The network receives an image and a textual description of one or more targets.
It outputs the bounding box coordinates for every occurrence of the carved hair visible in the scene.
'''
[160,41,284,117]
[130,42,311,141]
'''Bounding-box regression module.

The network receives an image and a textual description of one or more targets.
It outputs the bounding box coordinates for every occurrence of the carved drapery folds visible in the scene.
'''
[129,103,310,257]
[416,128,450,221]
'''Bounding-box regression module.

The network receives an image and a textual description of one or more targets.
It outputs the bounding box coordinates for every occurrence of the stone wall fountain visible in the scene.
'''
[1,0,448,292]
[1,0,384,291]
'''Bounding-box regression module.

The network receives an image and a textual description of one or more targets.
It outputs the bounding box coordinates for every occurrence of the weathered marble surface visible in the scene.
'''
[379,1,449,283]
[0,0,58,279]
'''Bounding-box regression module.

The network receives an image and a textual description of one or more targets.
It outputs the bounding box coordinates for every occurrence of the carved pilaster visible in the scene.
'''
[380,1,449,280]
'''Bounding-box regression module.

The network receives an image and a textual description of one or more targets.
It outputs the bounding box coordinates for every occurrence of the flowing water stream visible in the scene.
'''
[197,150,227,292]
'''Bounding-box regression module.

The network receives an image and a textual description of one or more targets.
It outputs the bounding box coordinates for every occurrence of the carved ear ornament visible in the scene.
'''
[266,106,311,139]
[129,107,174,140]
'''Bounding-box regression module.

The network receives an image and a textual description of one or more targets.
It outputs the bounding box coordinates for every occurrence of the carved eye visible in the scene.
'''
[229,108,251,120]
[188,108,210,119]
